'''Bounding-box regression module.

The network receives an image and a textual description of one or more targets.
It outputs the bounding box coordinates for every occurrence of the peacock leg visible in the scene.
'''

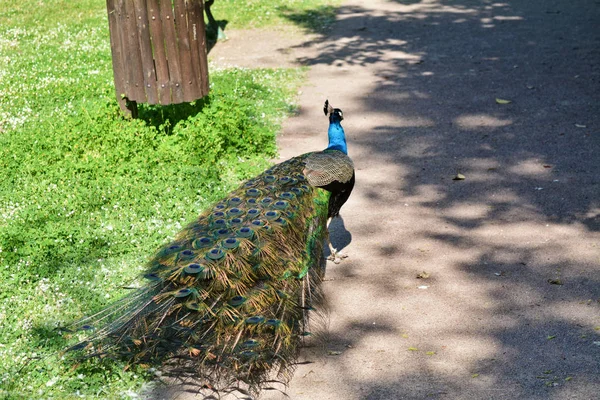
[326,218,348,264]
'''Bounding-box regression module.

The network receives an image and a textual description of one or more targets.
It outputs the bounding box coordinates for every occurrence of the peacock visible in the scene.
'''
[65,100,354,395]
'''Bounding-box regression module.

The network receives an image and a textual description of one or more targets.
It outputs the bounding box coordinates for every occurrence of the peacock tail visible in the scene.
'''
[66,100,354,395]
[68,155,332,390]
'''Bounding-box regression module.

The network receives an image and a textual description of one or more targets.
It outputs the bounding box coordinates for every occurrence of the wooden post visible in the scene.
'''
[106,0,210,117]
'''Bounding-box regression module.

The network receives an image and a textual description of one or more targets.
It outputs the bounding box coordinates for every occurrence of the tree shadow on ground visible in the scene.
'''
[278,5,338,34]
[280,0,599,399]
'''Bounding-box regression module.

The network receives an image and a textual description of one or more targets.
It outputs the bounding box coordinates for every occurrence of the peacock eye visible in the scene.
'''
[216,228,229,237]
[175,288,193,297]
[144,273,161,281]
[229,295,246,306]
[184,263,204,274]
[273,200,289,210]
[246,188,261,197]
[245,316,265,325]
[229,197,242,206]
[264,210,280,220]
[227,207,243,217]
[206,248,225,260]
[236,226,254,238]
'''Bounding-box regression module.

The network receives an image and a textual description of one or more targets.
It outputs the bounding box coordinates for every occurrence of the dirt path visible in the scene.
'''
[272,1,599,399]
[208,28,318,69]
[165,1,599,399]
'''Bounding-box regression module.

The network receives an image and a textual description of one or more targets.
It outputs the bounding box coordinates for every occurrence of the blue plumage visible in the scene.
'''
[326,116,348,154]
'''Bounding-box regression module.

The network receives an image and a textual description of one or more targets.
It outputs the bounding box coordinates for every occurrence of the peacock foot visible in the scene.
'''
[327,249,348,264]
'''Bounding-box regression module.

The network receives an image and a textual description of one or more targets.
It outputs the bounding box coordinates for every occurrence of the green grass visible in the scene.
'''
[211,0,340,32]
[0,0,336,398]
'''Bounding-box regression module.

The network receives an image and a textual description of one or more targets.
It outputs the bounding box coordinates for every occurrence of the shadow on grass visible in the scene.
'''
[135,97,211,131]
[278,5,338,34]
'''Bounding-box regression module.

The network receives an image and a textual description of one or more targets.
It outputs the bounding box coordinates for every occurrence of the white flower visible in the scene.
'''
[46,376,59,387]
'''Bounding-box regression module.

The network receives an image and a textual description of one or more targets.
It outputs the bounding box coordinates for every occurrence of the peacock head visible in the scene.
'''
[324,99,343,123]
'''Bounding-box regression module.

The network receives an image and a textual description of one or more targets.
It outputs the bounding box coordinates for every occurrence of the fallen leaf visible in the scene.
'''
[408,347,419,351]
[189,347,201,357]
[548,279,563,285]
[547,335,557,340]
[416,271,430,279]
[496,98,512,104]
[426,351,436,356]
[565,376,572,381]
[453,173,466,180]
[543,164,552,168]
[327,350,342,356]
[471,373,480,378]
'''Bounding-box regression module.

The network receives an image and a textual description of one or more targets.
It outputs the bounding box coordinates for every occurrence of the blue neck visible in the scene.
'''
[326,120,348,154]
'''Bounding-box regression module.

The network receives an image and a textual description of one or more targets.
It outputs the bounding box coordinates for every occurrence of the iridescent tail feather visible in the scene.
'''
[66,154,331,394]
